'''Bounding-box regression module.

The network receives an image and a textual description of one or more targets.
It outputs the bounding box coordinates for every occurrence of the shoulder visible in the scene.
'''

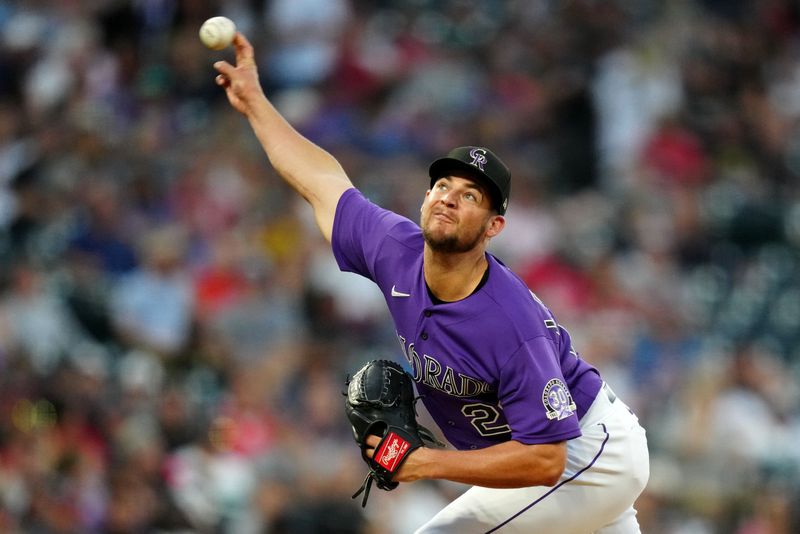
[485,256,543,308]
[335,189,422,245]
[482,255,556,331]
[332,188,423,276]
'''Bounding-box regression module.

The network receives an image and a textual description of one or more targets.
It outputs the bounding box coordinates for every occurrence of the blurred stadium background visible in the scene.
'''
[1,1,799,532]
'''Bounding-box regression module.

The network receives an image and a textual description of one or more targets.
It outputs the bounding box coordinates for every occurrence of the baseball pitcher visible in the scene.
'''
[213,32,649,533]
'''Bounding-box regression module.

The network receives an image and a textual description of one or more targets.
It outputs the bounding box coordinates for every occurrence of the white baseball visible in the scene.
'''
[199,16,236,50]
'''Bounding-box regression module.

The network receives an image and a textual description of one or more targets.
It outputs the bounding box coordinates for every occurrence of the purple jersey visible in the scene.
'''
[332,189,603,450]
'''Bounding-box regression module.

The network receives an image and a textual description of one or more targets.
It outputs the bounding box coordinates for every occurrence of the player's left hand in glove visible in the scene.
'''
[344,359,444,507]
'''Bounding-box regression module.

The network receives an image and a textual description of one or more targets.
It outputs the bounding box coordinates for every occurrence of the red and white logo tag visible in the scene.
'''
[375,432,410,472]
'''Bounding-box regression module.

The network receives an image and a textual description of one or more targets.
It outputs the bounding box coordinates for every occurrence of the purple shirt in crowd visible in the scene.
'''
[332,189,603,450]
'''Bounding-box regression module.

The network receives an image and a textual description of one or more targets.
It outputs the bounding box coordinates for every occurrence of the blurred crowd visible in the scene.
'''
[1,0,800,532]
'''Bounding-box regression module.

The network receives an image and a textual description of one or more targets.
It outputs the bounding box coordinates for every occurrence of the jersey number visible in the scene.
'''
[461,403,511,437]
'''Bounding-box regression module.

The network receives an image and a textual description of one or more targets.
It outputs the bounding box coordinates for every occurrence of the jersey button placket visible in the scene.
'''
[420,308,432,341]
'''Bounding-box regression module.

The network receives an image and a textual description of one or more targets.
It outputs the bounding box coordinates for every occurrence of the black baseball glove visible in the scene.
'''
[344,359,444,507]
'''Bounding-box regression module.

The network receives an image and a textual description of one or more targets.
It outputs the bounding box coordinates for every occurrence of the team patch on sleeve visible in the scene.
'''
[542,378,577,421]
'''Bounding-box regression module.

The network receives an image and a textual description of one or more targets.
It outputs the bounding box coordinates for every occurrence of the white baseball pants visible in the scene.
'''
[415,384,650,533]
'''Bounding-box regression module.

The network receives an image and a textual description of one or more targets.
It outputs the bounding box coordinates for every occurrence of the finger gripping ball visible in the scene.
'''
[199,16,236,50]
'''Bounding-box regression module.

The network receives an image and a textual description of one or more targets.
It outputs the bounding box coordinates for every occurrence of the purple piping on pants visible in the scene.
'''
[485,423,610,533]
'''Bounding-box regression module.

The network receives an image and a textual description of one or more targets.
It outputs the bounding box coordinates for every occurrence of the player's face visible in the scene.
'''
[421,175,502,253]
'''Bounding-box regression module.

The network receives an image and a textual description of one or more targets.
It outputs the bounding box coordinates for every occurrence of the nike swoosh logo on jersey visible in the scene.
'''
[391,285,411,297]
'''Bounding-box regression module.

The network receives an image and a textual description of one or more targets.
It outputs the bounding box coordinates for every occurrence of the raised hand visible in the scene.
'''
[213,32,264,116]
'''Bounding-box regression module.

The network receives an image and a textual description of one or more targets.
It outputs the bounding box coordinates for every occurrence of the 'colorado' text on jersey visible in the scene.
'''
[332,189,603,450]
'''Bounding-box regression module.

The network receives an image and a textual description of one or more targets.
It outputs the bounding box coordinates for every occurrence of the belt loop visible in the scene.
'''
[602,382,617,403]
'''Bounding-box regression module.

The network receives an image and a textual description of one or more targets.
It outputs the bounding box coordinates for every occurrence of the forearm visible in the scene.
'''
[240,94,351,240]
[401,440,566,488]
[214,34,353,240]
[246,96,351,206]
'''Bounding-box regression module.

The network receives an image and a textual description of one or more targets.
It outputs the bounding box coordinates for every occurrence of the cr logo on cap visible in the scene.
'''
[469,148,487,171]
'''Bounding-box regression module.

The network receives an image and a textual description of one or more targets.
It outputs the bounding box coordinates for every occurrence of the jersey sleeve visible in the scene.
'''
[498,336,583,444]
[331,188,413,280]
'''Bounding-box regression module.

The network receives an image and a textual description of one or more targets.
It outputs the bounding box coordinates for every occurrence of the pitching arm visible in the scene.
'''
[213,33,353,242]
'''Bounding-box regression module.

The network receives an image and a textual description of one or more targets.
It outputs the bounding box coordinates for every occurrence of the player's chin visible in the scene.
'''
[423,232,464,253]
[423,217,454,235]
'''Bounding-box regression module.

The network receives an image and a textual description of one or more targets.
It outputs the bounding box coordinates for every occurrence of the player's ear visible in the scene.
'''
[422,189,431,212]
[486,215,505,238]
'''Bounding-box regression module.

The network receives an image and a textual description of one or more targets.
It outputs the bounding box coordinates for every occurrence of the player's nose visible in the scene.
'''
[439,189,457,207]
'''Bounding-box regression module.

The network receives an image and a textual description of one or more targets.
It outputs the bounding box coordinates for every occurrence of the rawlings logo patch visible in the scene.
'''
[375,432,410,472]
[542,379,576,421]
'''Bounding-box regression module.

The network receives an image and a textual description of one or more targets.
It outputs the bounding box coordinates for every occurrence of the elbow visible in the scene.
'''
[518,463,562,487]
[536,443,567,487]
[494,440,568,488]
[540,464,565,487]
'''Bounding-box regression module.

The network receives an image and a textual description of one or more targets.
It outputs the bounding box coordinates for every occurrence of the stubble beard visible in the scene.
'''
[422,218,487,254]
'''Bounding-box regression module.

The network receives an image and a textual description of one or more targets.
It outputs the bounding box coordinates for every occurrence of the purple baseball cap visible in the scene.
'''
[428,146,511,215]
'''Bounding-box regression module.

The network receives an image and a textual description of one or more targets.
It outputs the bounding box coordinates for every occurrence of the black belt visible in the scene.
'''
[602,382,616,403]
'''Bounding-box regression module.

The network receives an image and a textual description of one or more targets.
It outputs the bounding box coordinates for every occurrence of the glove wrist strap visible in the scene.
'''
[372,430,414,474]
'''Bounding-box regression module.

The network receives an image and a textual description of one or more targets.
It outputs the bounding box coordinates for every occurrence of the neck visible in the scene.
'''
[423,246,488,302]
